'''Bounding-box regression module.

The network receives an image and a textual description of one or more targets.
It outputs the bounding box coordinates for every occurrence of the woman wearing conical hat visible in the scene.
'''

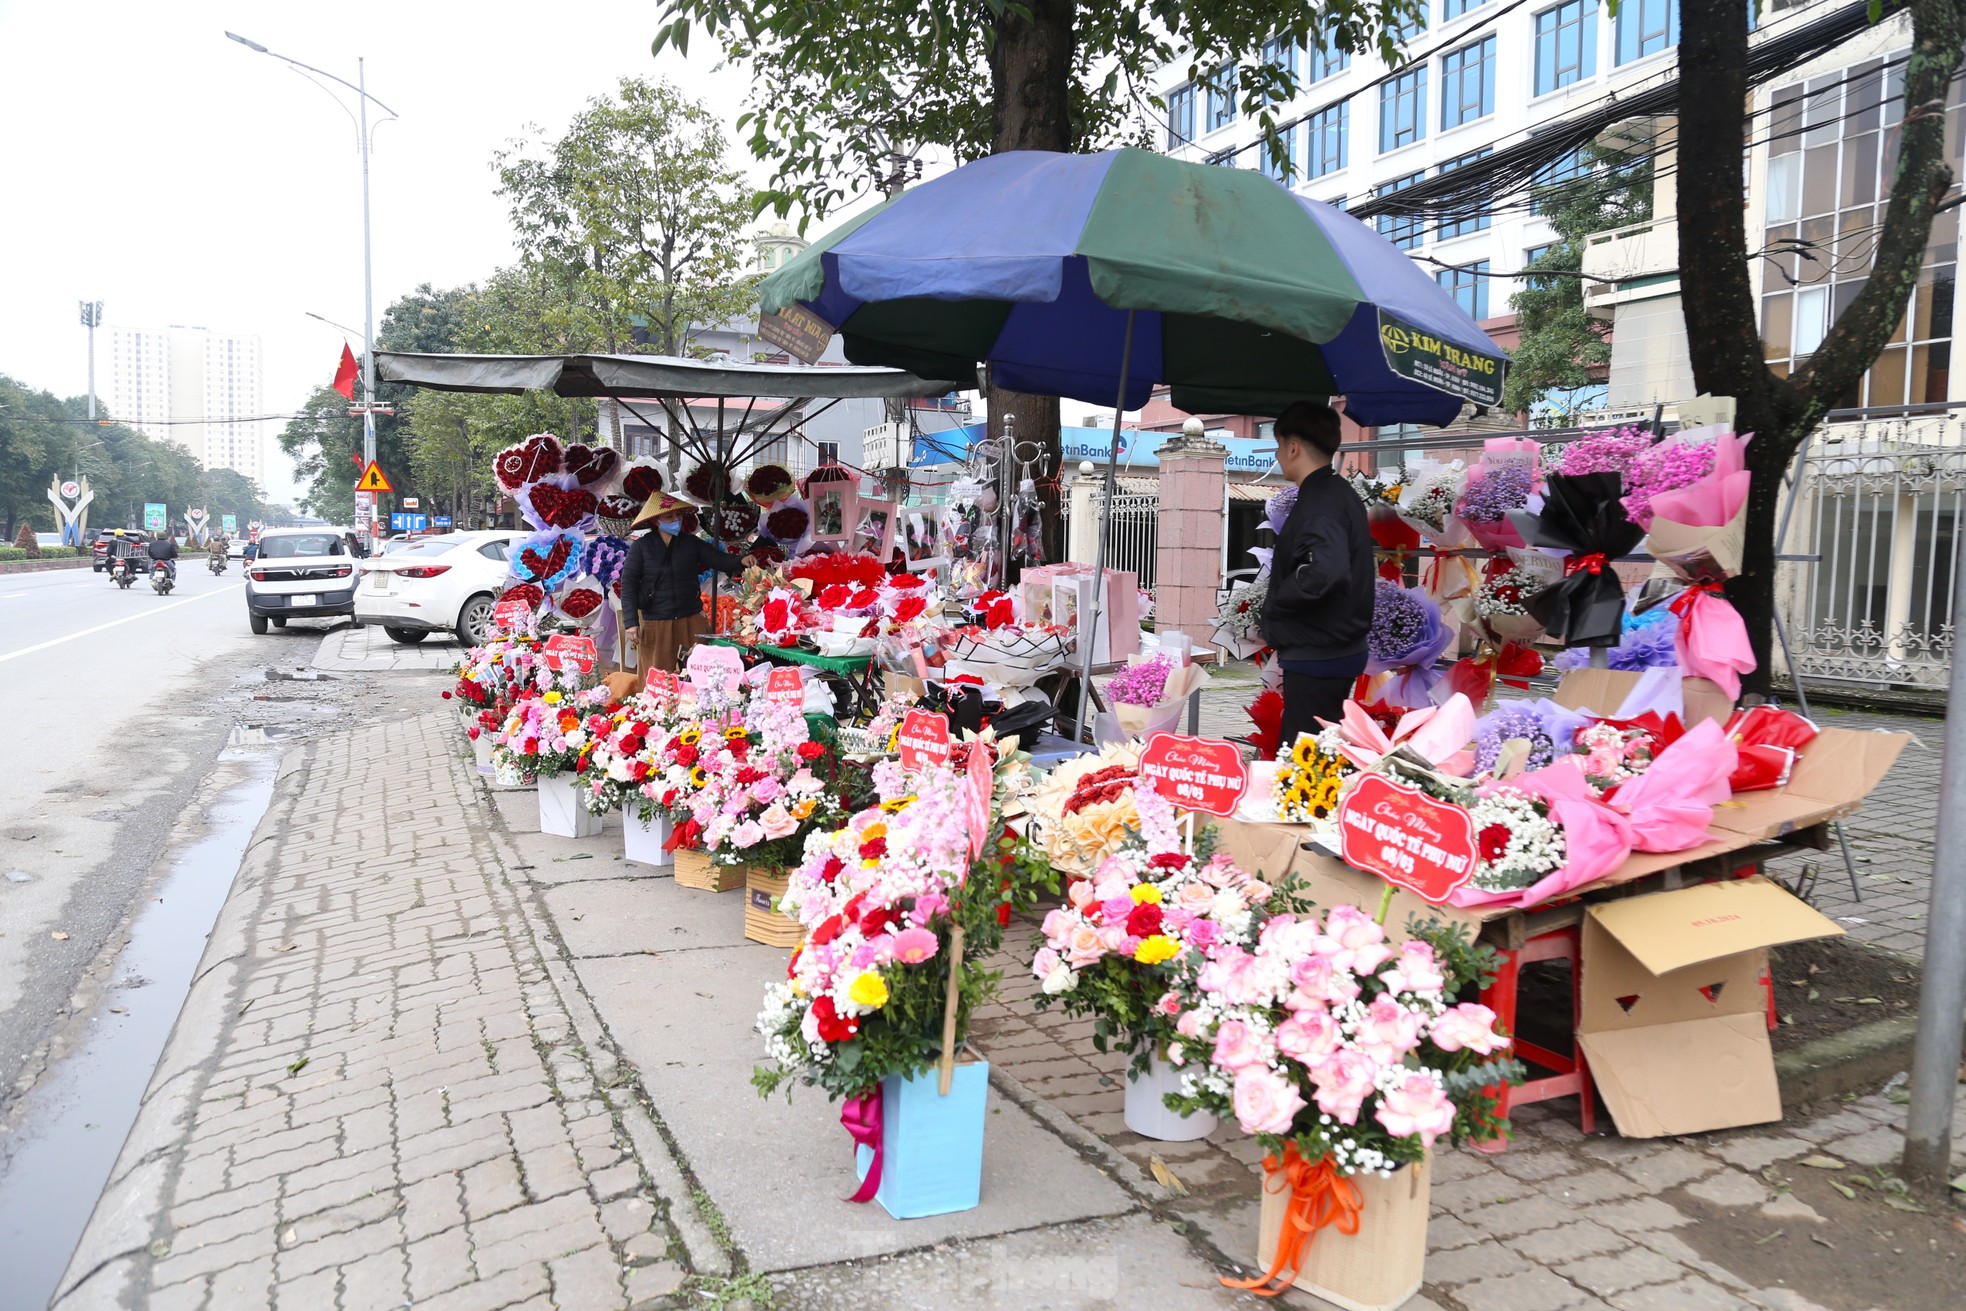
[619,491,751,674]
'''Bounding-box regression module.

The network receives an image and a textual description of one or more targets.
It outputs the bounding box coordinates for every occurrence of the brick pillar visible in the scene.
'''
[1153,428,1227,647]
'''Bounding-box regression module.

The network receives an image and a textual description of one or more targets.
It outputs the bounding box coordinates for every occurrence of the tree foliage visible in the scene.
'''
[1676,0,1966,691]
[1502,146,1654,419]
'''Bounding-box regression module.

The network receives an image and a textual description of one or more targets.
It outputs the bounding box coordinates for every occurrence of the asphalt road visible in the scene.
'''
[0,560,330,1125]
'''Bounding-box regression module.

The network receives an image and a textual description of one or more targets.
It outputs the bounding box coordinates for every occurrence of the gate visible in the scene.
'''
[1094,489,1159,589]
[1782,415,1964,692]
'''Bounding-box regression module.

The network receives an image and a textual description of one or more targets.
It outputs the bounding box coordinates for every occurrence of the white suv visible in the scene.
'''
[354,530,529,646]
[245,528,362,633]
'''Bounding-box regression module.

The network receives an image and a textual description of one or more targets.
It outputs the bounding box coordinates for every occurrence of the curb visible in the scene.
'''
[1776,1015,1921,1112]
[0,557,90,573]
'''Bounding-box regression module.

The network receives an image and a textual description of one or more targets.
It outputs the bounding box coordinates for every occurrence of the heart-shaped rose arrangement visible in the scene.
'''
[555,586,605,622]
[498,582,545,610]
[562,444,620,489]
[512,533,581,589]
[528,483,597,530]
[620,459,664,504]
[493,433,564,493]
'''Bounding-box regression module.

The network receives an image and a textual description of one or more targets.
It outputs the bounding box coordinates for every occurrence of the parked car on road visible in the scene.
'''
[354,530,529,646]
[244,528,361,634]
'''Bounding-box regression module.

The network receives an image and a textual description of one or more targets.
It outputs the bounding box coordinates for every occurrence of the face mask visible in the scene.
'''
[657,519,681,534]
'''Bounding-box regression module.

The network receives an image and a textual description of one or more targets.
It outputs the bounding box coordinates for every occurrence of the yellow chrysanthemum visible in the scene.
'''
[1133,935,1180,965]
[847,971,890,1009]
[1129,884,1162,905]
[543,690,563,706]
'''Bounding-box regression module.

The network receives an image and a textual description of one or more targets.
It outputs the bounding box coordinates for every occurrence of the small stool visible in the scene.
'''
[1474,924,1596,1152]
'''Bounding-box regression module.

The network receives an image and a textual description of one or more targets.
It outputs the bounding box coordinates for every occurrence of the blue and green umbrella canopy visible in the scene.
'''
[760,148,1508,427]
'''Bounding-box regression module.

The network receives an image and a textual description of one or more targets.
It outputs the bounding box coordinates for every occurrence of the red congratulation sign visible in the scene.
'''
[644,669,681,703]
[492,597,533,632]
[541,633,597,675]
[1337,774,1479,905]
[765,667,805,706]
[1137,733,1248,818]
[896,709,952,772]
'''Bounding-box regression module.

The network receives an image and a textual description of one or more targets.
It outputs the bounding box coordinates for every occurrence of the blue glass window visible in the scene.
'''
[1307,43,1350,84]
[1437,261,1490,319]
[1263,124,1299,183]
[1375,171,1426,250]
[1440,37,1496,129]
[1205,65,1238,131]
[1534,2,1597,95]
[1437,148,1492,239]
[1380,68,1428,152]
[1442,0,1491,17]
[1305,104,1349,180]
[1167,82,1195,147]
[1617,0,1678,66]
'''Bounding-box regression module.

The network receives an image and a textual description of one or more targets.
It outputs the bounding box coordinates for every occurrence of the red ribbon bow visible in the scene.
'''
[1563,552,1608,577]
[840,1090,884,1203]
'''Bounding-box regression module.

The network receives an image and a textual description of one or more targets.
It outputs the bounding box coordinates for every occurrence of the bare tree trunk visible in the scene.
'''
[987,0,1074,568]
[1677,0,1965,695]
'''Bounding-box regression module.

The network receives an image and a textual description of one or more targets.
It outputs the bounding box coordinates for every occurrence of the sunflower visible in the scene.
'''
[1290,736,1322,769]
[679,729,702,746]
[724,726,748,741]
[1282,782,1313,809]
[1307,774,1344,817]
[688,766,708,788]
[879,795,915,813]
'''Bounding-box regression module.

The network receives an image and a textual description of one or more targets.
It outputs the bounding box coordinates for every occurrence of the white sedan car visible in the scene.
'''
[354,530,529,645]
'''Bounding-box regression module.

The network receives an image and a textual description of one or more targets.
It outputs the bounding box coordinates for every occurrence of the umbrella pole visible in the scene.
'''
[1072,310,1136,746]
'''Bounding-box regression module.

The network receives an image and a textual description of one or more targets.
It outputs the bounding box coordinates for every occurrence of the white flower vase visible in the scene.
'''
[472,734,494,774]
[492,753,534,790]
[623,811,674,868]
[537,774,602,839]
[1122,1053,1216,1142]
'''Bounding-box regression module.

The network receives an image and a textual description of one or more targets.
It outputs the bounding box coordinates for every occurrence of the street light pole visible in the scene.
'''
[225,31,395,542]
[78,300,104,420]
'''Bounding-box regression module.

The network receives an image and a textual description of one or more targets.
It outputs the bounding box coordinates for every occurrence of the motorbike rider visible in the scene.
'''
[107,530,144,577]
[146,532,180,582]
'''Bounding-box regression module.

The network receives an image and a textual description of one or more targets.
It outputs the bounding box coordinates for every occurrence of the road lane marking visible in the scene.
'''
[0,583,246,664]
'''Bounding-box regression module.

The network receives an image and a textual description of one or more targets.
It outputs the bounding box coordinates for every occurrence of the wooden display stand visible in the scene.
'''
[673,847,745,893]
[743,868,804,948]
[1256,1152,1431,1311]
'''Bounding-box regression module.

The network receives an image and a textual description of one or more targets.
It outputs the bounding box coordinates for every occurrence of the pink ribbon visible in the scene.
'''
[840,1091,884,1203]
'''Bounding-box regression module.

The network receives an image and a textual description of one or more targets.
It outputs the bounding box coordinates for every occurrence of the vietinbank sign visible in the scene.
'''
[915,424,1279,476]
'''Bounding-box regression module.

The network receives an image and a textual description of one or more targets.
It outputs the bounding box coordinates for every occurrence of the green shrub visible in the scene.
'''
[0,547,26,562]
[42,546,78,559]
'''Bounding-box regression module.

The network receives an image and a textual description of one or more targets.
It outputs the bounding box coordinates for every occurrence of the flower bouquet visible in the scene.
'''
[1165,909,1520,1301]
[1551,606,1678,673]
[1103,651,1210,738]
[1643,426,1756,698]
[1471,562,1545,645]
[1031,782,1277,1138]
[1451,459,1534,553]
[1394,461,1463,539]
[1269,729,1356,829]
[1363,582,1454,710]
[755,752,1033,1217]
[1508,471,1646,649]
[1555,426,1652,486]
[1214,574,1270,660]
[1023,742,1146,877]
[492,685,613,835]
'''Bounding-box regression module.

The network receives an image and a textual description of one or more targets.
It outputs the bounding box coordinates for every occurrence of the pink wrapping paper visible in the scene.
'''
[1668,584,1754,701]
[1647,430,1752,527]
[1447,760,1634,909]
[1606,718,1739,852]
[1332,695,1477,776]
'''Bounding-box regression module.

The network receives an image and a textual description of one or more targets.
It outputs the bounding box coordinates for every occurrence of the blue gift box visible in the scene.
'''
[853,1058,989,1218]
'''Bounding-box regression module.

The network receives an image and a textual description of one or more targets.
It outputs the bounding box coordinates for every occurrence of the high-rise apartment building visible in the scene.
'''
[1155,0,1691,419]
[105,325,266,482]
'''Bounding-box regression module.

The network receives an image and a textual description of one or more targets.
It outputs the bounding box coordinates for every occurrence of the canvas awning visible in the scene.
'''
[374,351,967,400]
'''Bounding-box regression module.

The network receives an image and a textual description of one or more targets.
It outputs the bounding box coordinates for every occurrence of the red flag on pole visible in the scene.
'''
[332,344,359,400]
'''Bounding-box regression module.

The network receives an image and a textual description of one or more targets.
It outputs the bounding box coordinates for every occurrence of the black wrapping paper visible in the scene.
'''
[1506,471,1646,648]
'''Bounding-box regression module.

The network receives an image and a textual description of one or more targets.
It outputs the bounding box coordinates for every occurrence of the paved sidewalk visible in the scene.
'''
[57,716,684,1309]
[313,624,464,674]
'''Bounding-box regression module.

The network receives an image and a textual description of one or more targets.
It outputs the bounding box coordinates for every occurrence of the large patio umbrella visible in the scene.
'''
[761,147,1510,740]
[759,147,1508,428]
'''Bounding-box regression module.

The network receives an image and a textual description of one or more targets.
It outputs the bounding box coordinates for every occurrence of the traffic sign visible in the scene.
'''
[432,516,453,527]
[402,497,419,509]
[143,503,166,532]
[355,461,394,493]
[390,513,429,532]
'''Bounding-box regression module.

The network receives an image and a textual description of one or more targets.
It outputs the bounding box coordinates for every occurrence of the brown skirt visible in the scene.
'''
[636,614,708,674]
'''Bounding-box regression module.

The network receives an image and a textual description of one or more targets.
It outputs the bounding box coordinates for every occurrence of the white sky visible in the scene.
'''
[0,0,922,502]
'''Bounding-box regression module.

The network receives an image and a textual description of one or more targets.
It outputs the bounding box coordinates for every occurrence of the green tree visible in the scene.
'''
[1502,146,1654,419]
[652,0,1419,555]
[1676,0,1966,693]
[0,374,80,539]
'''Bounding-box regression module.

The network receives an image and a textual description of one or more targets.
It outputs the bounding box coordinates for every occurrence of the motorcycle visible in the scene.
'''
[110,557,135,589]
[151,561,175,596]
[208,553,227,576]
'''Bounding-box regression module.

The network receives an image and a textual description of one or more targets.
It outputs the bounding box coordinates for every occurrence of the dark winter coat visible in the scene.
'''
[1258,464,1375,663]
[619,530,744,625]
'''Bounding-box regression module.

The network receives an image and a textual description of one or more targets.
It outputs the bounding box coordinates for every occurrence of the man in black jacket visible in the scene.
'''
[1259,401,1375,750]
[620,493,750,674]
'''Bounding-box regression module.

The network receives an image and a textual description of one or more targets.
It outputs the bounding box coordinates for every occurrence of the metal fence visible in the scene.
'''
[1061,487,1160,589]
[1781,411,1965,693]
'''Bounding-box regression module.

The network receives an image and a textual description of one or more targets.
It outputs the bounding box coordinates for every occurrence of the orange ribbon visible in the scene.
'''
[1220,1146,1365,1297]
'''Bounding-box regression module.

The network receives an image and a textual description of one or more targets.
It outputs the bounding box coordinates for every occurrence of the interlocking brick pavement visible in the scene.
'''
[54,715,684,1309]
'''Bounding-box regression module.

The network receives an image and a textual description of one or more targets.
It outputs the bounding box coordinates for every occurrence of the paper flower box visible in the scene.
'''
[623,812,674,869]
[537,774,603,839]
[743,867,803,949]
[673,847,744,892]
[852,1057,989,1219]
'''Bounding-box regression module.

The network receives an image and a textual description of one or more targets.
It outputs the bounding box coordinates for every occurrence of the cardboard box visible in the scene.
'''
[1709,726,1907,841]
[1551,668,1735,728]
[1578,876,1842,1137]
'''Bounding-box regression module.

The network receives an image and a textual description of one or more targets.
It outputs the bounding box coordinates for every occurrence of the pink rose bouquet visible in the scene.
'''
[1164,908,1521,1175]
